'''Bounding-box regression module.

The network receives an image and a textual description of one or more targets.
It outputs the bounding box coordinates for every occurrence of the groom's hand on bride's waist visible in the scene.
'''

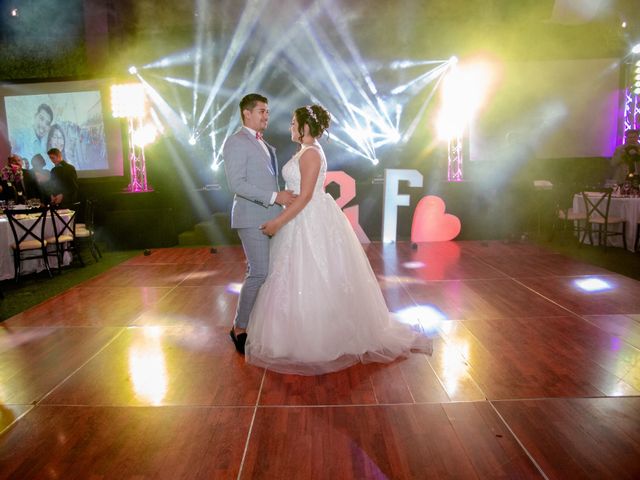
[275,190,296,207]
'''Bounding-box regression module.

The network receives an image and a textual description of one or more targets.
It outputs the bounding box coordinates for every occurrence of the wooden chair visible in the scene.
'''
[46,203,83,273]
[75,199,101,261]
[5,207,52,281]
[581,189,627,250]
[548,186,586,242]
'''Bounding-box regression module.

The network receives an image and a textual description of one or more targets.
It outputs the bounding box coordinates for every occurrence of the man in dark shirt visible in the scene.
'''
[47,147,78,206]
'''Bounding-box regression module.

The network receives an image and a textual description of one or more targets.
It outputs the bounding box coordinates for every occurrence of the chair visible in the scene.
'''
[46,202,83,273]
[581,189,627,250]
[75,199,101,262]
[5,207,52,281]
[548,185,586,242]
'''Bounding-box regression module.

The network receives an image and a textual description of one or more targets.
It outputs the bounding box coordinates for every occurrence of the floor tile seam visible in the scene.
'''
[35,327,128,405]
[397,276,526,285]
[16,397,640,412]
[573,314,640,357]
[455,311,640,394]
[23,403,259,409]
[455,312,640,360]
[237,369,266,480]
[437,402,540,480]
[0,325,132,330]
[368,374,380,405]
[502,273,622,281]
[399,362,418,404]
[0,405,36,437]
[423,353,457,403]
[466,256,511,278]
[503,275,591,319]
[434,319,502,387]
[123,261,209,266]
[487,400,550,480]
[454,315,573,322]
[489,394,640,403]
[397,273,622,286]
[124,279,187,324]
[250,398,565,409]
[473,253,619,280]
[398,280,491,401]
[255,401,473,408]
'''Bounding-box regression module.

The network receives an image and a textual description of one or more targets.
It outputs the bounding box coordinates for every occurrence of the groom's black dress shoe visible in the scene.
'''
[229,329,247,355]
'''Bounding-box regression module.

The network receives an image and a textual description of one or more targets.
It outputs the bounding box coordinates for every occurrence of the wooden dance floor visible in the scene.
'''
[1,241,639,479]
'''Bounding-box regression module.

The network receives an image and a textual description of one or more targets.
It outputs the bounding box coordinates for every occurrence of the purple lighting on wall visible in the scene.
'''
[623,88,639,132]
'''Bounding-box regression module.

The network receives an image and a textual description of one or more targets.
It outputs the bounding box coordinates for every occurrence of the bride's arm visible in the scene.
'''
[260,148,321,236]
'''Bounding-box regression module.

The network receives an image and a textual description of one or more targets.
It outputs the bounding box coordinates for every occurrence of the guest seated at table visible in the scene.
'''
[1,154,39,204]
[47,147,78,207]
[29,153,50,203]
[611,129,639,183]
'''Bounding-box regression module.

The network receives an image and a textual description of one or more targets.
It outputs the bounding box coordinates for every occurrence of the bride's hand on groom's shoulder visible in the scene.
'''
[260,219,281,237]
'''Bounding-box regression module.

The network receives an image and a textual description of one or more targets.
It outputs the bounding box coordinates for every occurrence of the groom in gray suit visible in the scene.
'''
[223,93,295,354]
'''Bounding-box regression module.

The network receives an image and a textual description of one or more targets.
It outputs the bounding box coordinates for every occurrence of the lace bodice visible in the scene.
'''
[282,143,327,195]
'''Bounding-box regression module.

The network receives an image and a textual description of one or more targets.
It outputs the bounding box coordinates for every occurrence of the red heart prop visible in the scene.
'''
[411,195,461,242]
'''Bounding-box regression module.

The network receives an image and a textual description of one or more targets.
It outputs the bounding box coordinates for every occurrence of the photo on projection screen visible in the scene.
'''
[0,79,123,178]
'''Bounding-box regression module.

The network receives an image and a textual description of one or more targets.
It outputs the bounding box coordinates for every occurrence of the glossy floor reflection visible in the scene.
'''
[1,241,639,479]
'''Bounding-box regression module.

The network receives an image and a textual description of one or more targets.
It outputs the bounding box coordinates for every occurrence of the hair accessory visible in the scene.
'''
[305,105,318,124]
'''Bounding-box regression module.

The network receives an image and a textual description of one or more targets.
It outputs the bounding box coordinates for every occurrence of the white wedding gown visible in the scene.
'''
[245,142,431,375]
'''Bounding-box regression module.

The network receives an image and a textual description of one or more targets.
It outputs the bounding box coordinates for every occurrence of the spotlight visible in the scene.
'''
[621,21,627,28]
[110,83,146,118]
[372,158,379,166]
[10,8,18,16]
[634,87,640,95]
[128,66,138,75]
[449,56,458,64]
[188,135,196,146]
[632,44,640,54]
[210,163,219,171]
[132,123,158,147]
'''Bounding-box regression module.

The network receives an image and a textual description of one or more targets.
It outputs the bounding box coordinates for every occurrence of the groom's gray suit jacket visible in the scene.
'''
[223,127,281,228]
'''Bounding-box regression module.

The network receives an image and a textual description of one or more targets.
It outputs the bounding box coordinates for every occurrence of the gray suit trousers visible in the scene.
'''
[234,227,270,329]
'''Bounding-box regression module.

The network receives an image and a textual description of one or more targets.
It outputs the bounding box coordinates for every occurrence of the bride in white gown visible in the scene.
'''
[245,104,431,375]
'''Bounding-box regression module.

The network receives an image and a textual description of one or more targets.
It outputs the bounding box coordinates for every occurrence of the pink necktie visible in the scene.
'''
[256,131,263,141]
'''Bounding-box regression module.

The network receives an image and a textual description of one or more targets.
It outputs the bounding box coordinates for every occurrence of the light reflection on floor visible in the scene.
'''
[574,277,614,292]
[128,327,168,405]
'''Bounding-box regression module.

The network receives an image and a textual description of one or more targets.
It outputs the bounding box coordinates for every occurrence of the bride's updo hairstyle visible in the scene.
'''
[294,104,331,143]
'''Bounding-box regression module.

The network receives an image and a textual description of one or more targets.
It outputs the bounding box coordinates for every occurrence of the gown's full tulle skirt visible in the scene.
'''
[245,190,432,375]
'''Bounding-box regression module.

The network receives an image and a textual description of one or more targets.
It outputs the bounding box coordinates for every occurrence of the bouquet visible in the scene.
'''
[1,164,22,185]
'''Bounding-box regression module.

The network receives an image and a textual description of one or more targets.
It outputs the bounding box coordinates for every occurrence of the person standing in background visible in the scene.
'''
[47,147,78,207]
[29,154,50,203]
[611,129,640,183]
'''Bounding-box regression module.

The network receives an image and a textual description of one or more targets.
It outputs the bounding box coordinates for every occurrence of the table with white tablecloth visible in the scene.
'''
[572,194,640,251]
[0,210,73,280]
